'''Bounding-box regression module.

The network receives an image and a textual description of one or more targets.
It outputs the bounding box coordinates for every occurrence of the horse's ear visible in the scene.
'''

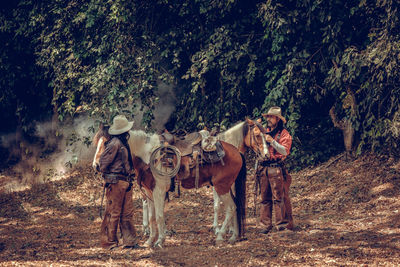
[246,118,254,125]
[99,122,104,130]
[256,118,262,123]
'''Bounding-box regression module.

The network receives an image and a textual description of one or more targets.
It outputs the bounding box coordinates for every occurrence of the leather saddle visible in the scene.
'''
[161,131,202,156]
[161,130,225,164]
[160,130,225,186]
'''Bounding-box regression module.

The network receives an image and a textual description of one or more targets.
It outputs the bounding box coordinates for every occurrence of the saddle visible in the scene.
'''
[161,130,220,157]
[160,129,225,187]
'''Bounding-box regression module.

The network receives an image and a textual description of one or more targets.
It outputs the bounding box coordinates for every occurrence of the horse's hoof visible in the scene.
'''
[215,239,224,246]
[228,238,236,245]
[154,241,164,249]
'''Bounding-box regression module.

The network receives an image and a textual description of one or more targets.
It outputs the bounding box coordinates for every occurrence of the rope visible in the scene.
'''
[150,145,181,179]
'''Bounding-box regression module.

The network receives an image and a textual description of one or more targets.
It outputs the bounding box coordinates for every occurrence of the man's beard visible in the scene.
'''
[267,121,277,128]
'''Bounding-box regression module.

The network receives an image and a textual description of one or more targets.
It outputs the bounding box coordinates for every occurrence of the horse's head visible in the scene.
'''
[92,124,110,170]
[244,118,270,159]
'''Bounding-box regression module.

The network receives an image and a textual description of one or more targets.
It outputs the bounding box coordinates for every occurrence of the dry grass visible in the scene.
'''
[1,152,400,266]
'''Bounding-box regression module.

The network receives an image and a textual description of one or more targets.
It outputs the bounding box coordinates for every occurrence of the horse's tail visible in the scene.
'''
[234,153,247,237]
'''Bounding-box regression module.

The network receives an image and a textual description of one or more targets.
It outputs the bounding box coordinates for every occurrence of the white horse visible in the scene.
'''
[127,130,173,247]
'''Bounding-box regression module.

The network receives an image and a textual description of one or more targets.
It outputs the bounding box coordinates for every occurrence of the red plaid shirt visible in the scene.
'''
[266,128,292,161]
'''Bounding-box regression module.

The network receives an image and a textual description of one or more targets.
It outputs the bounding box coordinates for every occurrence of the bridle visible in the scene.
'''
[247,124,268,159]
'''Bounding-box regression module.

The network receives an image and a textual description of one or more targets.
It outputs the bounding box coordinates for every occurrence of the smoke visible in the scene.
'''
[132,81,176,132]
[152,81,177,130]
[46,116,96,173]
[0,116,96,192]
[0,81,176,193]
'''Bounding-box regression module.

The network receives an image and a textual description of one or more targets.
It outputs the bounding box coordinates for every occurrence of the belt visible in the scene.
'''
[259,161,282,168]
[103,173,130,182]
[117,175,130,182]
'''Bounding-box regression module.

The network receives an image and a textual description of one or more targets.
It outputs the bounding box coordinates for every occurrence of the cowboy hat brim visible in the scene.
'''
[108,121,134,135]
[262,113,286,124]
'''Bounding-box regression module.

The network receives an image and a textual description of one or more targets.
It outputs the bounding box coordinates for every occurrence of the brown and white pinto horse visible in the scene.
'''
[210,119,269,229]
[132,130,247,247]
[93,128,247,247]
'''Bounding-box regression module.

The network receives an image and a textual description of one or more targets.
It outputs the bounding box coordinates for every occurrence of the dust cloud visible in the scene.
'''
[0,81,176,192]
[0,116,96,192]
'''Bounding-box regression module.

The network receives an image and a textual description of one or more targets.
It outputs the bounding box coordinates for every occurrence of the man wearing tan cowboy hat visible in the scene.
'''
[257,106,294,234]
[98,115,141,249]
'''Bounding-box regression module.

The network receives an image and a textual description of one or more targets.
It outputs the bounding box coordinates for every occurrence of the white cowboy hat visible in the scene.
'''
[262,106,287,124]
[108,115,134,135]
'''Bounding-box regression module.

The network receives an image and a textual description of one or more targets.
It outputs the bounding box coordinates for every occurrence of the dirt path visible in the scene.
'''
[1,153,400,266]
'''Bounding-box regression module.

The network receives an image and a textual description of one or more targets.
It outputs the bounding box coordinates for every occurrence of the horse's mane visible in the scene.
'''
[128,130,160,164]
[218,121,248,149]
[93,125,110,146]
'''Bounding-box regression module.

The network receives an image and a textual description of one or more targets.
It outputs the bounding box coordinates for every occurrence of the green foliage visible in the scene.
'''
[325,0,400,156]
[1,0,400,170]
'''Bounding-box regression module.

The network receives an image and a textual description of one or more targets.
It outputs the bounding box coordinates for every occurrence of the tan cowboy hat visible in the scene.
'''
[262,106,287,123]
[108,115,134,135]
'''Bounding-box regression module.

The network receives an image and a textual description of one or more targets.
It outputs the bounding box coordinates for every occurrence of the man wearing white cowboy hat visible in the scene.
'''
[256,106,294,234]
[98,115,140,249]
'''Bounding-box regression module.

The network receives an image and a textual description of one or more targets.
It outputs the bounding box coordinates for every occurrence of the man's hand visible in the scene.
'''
[129,171,136,180]
[265,134,274,143]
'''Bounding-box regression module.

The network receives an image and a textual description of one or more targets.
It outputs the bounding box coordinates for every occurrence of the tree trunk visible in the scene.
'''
[329,108,354,158]
[329,87,357,159]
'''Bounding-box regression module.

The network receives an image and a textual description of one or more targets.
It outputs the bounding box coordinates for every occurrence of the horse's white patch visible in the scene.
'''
[128,130,160,164]
[218,121,246,149]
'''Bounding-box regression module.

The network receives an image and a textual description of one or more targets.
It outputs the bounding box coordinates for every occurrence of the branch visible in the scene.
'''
[305,47,322,66]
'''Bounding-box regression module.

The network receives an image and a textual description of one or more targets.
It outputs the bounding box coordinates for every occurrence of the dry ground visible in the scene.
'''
[1,152,400,266]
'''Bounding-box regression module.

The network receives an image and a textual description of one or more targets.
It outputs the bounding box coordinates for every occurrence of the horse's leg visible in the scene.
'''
[144,196,157,247]
[216,192,239,245]
[142,197,150,236]
[153,177,170,248]
[212,187,222,234]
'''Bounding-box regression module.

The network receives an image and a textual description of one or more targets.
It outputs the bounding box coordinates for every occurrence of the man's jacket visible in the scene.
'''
[99,137,131,175]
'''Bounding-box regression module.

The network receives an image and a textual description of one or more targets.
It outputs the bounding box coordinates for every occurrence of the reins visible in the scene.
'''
[248,125,265,159]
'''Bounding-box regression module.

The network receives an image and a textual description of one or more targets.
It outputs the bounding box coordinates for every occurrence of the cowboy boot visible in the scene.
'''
[268,169,288,231]
[259,201,273,234]
[273,199,288,231]
[259,168,273,234]
[283,171,294,230]
[119,183,138,247]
